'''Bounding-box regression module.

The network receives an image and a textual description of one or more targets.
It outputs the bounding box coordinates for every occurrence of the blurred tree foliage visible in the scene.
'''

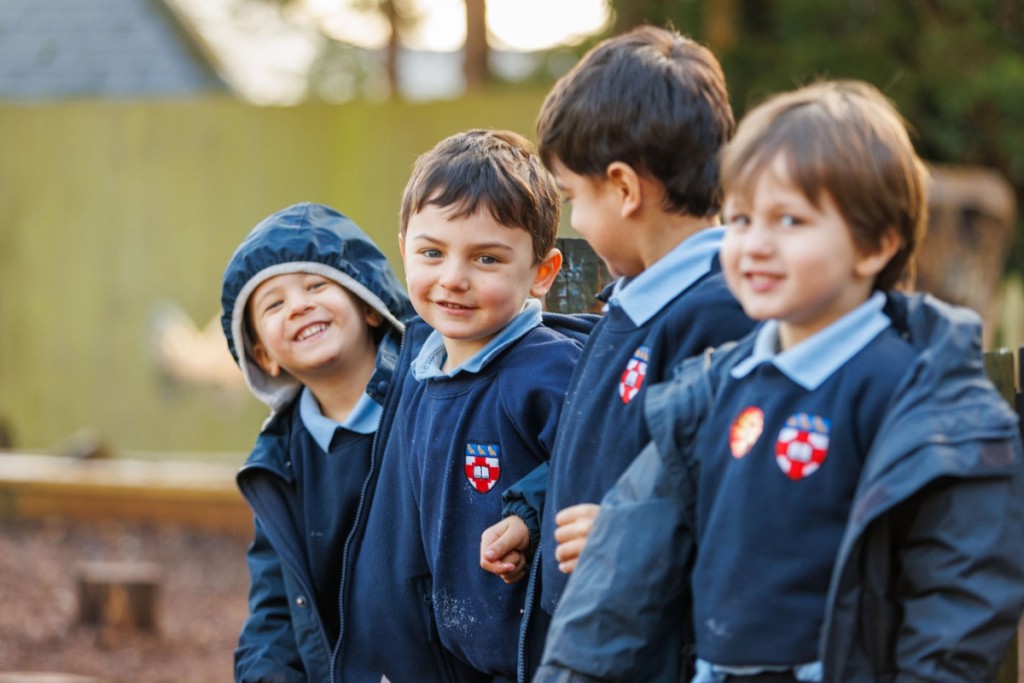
[607,0,1024,272]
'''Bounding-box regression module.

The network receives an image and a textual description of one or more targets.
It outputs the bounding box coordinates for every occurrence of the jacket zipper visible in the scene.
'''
[517,547,543,683]
[330,328,409,683]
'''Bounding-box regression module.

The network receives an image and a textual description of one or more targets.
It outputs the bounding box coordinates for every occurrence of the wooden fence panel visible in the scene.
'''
[0,92,548,453]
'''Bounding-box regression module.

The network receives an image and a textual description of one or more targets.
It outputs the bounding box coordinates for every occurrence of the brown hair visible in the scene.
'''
[399,129,560,263]
[536,25,734,218]
[721,80,928,290]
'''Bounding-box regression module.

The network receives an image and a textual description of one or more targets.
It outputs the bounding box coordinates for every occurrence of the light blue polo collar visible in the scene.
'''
[412,299,543,380]
[300,384,382,452]
[730,292,891,391]
[607,227,723,325]
[694,659,822,683]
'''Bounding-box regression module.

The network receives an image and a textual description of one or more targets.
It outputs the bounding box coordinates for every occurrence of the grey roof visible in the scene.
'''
[0,0,226,99]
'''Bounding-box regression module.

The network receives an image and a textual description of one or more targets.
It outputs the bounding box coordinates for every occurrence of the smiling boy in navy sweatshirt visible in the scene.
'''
[333,129,594,682]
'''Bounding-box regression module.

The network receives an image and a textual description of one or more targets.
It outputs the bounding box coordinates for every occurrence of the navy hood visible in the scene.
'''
[221,202,412,412]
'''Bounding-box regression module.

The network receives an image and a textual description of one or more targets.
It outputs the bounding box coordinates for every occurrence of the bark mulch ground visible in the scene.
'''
[0,518,250,683]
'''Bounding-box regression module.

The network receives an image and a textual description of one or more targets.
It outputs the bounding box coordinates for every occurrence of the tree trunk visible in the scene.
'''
[381,0,401,98]
[702,0,737,53]
[463,0,489,91]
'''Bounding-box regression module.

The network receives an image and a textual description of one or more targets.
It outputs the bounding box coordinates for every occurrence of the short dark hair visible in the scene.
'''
[399,129,560,264]
[536,25,734,218]
[721,80,928,291]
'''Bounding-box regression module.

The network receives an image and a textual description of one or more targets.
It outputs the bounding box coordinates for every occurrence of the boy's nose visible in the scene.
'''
[743,222,775,256]
[438,262,470,290]
[287,295,315,317]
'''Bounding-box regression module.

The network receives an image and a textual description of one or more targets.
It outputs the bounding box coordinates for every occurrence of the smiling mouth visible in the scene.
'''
[435,300,473,311]
[745,272,782,289]
[295,322,328,341]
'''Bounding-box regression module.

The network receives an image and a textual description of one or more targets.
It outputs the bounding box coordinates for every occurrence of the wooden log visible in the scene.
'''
[76,561,161,632]
[0,454,251,535]
[0,675,100,683]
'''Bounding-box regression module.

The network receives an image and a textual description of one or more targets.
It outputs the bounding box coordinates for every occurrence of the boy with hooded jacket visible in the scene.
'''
[221,202,413,683]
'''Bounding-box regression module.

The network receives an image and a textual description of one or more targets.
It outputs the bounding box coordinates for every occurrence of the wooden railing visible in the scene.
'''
[0,454,250,536]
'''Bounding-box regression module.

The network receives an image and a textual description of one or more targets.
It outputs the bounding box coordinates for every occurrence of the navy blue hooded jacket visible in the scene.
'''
[221,203,413,683]
[536,293,1024,683]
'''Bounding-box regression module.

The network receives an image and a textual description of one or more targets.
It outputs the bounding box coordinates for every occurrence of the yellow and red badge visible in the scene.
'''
[729,406,764,458]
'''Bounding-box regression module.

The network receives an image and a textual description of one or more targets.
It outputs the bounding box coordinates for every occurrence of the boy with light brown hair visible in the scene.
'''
[538,80,1024,683]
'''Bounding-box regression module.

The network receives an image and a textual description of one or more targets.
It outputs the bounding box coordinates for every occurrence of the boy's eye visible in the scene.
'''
[308,280,327,291]
[478,255,498,265]
[726,214,750,229]
[263,300,283,314]
[421,248,442,259]
[779,214,800,227]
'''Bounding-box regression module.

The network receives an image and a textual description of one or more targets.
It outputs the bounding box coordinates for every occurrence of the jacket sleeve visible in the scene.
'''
[235,517,306,683]
[536,353,715,682]
[501,462,548,552]
[501,331,584,552]
[891,436,1024,683]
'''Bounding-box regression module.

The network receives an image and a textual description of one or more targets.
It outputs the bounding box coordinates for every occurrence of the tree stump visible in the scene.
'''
[916,164,1017,348]
[545,237,612,315]
[76,561,161,632]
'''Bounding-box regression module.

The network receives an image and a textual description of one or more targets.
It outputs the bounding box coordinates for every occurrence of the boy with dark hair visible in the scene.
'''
[221,202,413,683]
[539,80,1024,683]
[334,129,593,682]
[478,25,754,679]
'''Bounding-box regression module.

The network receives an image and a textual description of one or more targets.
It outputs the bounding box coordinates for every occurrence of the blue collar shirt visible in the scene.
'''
[730,291,891,391]
[606,227,724,325]
[411,298,543,381]
[300,384,382,453]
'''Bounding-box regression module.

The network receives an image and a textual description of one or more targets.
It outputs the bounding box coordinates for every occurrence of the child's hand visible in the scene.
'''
[480,516,531,584]
[553,503,600,574]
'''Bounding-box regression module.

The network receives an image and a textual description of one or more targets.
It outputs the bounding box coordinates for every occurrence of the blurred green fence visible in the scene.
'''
[0,91,549,455]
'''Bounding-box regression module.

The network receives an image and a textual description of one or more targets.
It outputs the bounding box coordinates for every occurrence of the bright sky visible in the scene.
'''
[307,0,610,52]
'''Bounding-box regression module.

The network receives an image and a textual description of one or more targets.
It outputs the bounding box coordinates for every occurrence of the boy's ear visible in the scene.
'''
[855,228,901,279]
[364,305,384,328]
[605,161,643,218]
[530,248,563,298]
[249,340,282,378]
[398,234,406,263]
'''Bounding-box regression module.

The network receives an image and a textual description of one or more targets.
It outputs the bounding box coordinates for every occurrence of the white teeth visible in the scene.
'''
[297,323,327,341]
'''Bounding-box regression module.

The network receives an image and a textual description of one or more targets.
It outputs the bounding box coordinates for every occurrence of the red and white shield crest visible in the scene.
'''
[465,442,501,493]
[618,345,652,404]
[775,413,831,481]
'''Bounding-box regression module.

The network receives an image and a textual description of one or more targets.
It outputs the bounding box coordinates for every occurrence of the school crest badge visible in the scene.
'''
[775,413,831,481]
[618,345,651,404]
[465,442,501,493]
[729,406,764,458]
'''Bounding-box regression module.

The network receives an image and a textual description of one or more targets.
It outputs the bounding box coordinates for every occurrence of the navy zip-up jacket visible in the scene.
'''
[222,203,413,683]
[536,293,1024,683]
